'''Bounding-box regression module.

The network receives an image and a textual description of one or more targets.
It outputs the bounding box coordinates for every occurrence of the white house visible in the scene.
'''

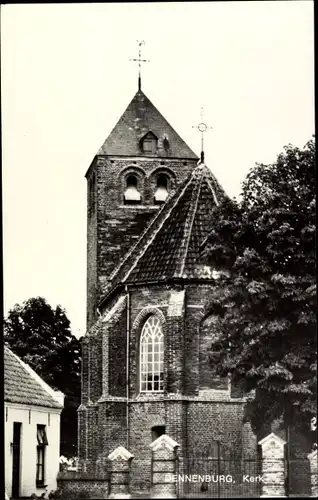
[4,346,64,499]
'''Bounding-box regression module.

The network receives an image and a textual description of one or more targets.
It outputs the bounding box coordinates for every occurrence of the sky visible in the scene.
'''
[2,1,314,338]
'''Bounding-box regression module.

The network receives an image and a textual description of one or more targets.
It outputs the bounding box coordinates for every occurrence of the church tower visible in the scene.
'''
[85,86,199,327]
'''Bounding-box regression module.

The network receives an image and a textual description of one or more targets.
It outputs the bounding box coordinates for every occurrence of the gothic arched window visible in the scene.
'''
[124,174,141,204]
[154,174,169,204]
[140,316,164,392]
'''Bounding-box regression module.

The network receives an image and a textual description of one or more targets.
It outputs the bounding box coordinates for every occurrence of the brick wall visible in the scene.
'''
[109,307,127,398]
[186,401,245,455]
[86,169,98,330]
[97,402,127,460]
[57,470,109,499]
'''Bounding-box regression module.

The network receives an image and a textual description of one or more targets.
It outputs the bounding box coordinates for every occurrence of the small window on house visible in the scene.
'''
[151,425,166,442]
[36,425,48,487]
[143,135,157,154]
[124,174,141,204]
[140,316,164,392]
[154,175,169,204]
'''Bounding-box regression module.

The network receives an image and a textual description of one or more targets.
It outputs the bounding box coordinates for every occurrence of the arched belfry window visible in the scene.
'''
[154,174,169,204]
[124,174,141,204]
[140,316,164,392]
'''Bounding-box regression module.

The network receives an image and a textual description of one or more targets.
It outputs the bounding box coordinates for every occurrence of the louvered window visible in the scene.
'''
[143,137,157,153]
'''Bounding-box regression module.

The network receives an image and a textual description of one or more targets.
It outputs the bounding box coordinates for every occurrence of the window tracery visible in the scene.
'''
[140,316,164,392]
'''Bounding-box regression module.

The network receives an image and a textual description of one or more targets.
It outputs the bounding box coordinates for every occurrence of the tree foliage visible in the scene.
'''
[4,296,82,456]
[202,138,316,443]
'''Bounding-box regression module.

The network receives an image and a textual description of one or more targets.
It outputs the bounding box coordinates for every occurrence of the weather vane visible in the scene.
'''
[192,107,213,163]
[130,40,150,91]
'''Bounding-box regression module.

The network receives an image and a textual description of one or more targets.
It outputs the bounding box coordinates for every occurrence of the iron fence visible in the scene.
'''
[176,445,262,498]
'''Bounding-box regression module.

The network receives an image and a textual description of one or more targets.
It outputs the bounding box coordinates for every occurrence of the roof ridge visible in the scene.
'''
[204,172,220,206]
[5,346,64,407]
[205,165,227,201]
[178,172,204,277]
[102,295,127,323]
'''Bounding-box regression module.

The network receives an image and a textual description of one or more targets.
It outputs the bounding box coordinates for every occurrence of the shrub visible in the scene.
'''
[48,489,89,500]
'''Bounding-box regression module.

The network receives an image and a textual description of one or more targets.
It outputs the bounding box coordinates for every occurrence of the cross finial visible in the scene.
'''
[130,40,150,91]
[192,106,213,163]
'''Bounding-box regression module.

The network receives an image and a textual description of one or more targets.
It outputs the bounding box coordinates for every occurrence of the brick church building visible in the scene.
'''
[78,81,257,494]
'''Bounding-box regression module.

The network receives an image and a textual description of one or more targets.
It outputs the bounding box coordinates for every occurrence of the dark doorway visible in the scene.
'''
[11,422,22,499]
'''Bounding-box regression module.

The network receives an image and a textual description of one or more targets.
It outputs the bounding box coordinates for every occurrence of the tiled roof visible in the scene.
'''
[97,90,199,159]
[4,347,64,410]
[101,162,227,298]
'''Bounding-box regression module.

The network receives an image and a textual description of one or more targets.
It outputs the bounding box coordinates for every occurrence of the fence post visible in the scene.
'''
[108,446,134,499]
[258,432,286,497]
[150,434,179,499]
[308,449,318,497]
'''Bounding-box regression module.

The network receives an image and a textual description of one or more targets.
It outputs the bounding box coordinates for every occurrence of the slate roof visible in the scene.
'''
[100,162,227,301]
[4,347,64,409]
[97,90,199,159]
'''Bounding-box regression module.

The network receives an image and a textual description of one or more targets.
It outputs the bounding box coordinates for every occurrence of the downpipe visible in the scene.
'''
[125,285,130,450]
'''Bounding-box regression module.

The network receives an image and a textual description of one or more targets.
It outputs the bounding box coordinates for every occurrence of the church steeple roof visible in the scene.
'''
[97,90,199,159]
[99,163,227,306]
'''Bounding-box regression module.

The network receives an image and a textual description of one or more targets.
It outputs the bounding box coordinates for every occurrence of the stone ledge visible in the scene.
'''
[96,394,248,404]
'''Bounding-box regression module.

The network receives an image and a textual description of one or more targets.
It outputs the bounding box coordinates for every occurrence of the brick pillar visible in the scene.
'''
[108,446,134,499]
[308,449,318,497]
[258,432,286,497]
[150,434,179,499]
